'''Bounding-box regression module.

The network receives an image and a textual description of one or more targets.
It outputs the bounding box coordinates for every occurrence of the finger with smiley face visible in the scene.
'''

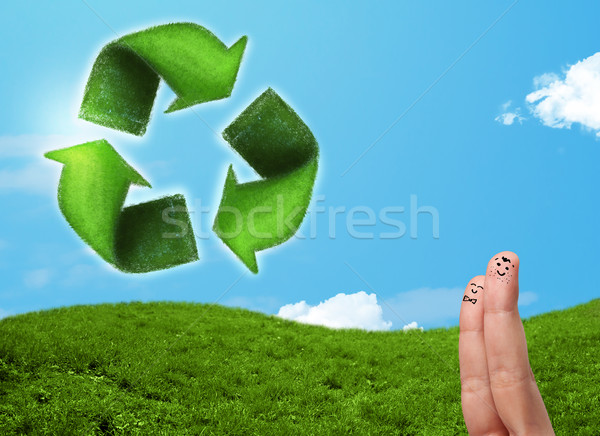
[459,275,507,435]
[483,251,554,434]
[462,281,483,305]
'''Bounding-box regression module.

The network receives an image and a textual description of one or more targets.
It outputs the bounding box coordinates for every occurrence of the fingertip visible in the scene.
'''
[459,276,507,433]
[486,251,519,286]
[463,275,485,296]
[468,275,485,286]
[487,251,519,268]
[482,251,551,432]
[460,275,485,328]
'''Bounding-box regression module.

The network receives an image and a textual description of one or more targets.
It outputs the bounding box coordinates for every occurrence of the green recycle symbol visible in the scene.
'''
[45,23,319,274]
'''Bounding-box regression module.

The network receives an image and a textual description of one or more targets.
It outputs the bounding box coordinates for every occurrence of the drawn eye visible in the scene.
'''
[505,267,509,270]
[496,263,501,266]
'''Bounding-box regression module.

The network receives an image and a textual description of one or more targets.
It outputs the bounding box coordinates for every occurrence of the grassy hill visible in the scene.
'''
[0,299,599,435]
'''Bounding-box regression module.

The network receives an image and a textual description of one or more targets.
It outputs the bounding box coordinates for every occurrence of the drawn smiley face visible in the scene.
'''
[491,255,515,283]
[463,282,483,304]
[469,282,483,294]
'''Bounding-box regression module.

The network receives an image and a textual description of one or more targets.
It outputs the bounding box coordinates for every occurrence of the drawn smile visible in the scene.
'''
[496,270,506,276]
[470,284,483,294]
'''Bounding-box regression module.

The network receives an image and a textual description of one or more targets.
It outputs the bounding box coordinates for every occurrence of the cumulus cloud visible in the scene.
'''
[526,53,600,136]
[277,287,540,332]
[497,52,600,137]
[495,100,526,126]
[277,291,392,331]
[402,321,423,332]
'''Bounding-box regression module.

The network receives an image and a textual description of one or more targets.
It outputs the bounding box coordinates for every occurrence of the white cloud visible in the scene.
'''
[402,321,423,332]
[277,288,540,332]
[496,112,525,126]
[23,268,53,289]
[495,100,526,126]
[525,52,600,136]
[277,291,392,331]
[533,73,561,89]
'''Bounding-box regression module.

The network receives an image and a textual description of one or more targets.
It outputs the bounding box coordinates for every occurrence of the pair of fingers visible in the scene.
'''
[459,251,554,435]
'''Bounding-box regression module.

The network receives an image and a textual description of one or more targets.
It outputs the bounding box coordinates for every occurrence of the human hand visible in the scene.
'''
[459,251,554,435]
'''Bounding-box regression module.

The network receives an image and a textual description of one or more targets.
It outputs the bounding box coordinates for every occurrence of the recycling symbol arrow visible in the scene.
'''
[45,22,319,274]
[214,88,319,273]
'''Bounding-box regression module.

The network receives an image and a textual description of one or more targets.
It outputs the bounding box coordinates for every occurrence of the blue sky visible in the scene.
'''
[1,1,599,330]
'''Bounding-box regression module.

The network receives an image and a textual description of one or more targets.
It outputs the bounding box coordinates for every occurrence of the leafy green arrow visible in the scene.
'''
[79,23,247,136]
[45,139,198,273]
[213,88,319,273]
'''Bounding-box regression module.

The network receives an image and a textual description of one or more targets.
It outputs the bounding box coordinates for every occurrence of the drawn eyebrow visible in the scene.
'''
[502,256,511,263]
[470,283,476,286]
[476,285,483,289]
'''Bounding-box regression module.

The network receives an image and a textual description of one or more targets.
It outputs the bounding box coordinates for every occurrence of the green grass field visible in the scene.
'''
[1,299,599,435]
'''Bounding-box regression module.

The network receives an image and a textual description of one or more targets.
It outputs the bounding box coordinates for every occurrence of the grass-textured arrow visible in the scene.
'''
[79,22,247,136]
[213,88,319,273]
[45,140,198,273]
